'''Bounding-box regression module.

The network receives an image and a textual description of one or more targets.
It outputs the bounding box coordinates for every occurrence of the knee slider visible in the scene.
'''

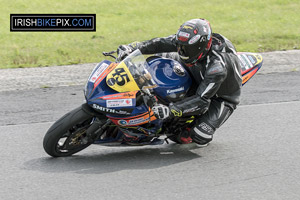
[191,122,215,145]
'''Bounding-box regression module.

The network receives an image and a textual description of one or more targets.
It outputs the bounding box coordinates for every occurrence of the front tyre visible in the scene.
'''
[43,106,95,157]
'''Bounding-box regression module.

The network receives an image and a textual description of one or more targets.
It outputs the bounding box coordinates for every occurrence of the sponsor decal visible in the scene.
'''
[93,63,118,88]
[107,78,116,86]
[89,63,109,83]
[238,55,247,67]
[118,120,128,126]
[199,122,214,133]
[242,67,258,85]
[110,110,157,127]
[254,54,263,63]
[178,31,190,42]
[240,54,253,69]
[183,106,199,114]
[188,35,201,45]
[129,117,150,125]
[92,104,131,115]
[183,25,194,30]
[200,36,207,42]
[171,109,182,117]
[167,87,185,94]
[106,99,133,108]
[178,31,190,38]
[123,92,135,98]
[247,55,256,65]
[117,116,150,126]
[100,91,137,100]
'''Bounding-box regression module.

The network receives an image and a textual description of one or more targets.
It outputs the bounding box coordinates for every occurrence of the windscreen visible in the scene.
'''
[106,50,156,93]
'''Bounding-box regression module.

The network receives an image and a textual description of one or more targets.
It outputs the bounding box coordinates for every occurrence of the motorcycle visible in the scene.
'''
[43,49,263,157]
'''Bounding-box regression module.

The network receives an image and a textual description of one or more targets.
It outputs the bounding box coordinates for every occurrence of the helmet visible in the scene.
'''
[175,19,212,66]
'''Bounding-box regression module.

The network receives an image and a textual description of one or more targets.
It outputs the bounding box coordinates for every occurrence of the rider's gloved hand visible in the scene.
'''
[117,45,133,61]
[117,42,140,61]
[169,103,183,117]
[152,103,183,119]
[152,104,170,119]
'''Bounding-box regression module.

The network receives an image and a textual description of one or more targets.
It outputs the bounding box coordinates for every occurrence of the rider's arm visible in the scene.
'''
[134,34,177,54]
[170,57,227,117]
[197,57,227,100]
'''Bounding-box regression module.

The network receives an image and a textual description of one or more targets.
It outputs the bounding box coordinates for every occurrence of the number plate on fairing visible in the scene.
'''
[106,62,140,93]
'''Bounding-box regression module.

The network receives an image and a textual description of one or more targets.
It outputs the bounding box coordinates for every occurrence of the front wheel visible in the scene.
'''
[43,105,96,157]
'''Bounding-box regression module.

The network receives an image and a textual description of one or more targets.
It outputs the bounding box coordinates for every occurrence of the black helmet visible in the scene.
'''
[175,19,212,66]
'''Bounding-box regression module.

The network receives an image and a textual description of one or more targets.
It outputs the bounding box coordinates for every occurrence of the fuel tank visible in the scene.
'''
[146,57,192,103]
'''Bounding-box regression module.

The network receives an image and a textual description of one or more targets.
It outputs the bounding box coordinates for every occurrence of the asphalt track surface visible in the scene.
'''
[1,51,300,200]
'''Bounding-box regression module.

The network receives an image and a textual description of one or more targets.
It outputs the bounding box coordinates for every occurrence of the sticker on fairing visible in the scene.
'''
[238,54,253,70]
[106,99,133,108]
[106,62,140,92]
[100,91,137,100]
[117,116,150,126]
[89,63,109,83]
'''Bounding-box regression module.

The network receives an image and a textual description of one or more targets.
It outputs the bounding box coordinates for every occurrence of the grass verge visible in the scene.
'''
[1,0,299,68]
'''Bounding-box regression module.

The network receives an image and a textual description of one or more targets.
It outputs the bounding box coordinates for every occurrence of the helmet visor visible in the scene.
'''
[177,42,205,63]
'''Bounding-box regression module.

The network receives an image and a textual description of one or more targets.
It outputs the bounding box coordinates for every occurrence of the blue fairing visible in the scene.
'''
[85,60,146,116]
[85,60,115,104]
[85,57,192,117]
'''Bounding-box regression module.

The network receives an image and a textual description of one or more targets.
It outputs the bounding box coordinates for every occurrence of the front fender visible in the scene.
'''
[81,103,107,119]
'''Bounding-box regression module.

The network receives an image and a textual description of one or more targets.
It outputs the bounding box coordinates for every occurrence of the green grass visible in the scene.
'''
[1,0,300,68]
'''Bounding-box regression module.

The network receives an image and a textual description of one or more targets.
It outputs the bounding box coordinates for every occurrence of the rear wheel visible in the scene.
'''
[43,106,96,157]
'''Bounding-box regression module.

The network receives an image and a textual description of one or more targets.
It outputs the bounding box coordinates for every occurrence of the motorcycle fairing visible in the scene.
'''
[85,60,117,99]
[107,108,157,127]
[85,61,137,116]
[238,53,263,85]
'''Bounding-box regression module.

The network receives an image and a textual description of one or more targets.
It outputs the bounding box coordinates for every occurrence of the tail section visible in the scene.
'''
[237,53,263,85]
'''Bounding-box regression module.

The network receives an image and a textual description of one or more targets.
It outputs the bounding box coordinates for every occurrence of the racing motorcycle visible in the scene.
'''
[43,49,263,157]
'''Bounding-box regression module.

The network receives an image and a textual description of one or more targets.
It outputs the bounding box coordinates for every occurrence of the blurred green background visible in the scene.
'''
[1,0,299,68]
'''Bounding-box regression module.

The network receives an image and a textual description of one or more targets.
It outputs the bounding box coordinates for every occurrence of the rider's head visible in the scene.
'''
[175,19,212,67]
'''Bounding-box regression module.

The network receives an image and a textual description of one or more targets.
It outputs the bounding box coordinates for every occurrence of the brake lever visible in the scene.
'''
[142,89,157,108]
[102,51,117,60]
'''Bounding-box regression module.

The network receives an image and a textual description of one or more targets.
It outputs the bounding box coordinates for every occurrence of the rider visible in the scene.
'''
[117,18,242,146]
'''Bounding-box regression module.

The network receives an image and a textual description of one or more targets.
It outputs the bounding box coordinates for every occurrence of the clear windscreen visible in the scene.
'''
[106,50,156,93]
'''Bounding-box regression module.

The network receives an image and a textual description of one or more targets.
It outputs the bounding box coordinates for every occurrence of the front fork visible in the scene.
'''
[80,103,111,142]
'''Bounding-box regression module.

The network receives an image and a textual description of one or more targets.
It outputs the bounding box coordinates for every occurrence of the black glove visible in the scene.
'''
[117,45,134,61]
[117,42,141,61]
[169,103,183,117]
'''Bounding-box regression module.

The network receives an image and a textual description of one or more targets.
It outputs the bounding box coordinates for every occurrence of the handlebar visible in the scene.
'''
[102,51,117,60]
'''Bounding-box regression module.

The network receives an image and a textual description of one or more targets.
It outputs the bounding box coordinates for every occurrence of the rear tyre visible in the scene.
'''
[43,106,95,157]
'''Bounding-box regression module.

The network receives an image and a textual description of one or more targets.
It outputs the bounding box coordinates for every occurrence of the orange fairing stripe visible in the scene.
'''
[242,68,258,85]
[93,63,118,90]
[109,109,157,126]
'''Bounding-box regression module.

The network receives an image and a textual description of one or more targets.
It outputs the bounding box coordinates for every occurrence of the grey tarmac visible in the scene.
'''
[0,50,300,200]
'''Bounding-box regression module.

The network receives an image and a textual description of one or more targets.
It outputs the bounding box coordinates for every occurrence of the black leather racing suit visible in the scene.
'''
[132,33,242,144]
